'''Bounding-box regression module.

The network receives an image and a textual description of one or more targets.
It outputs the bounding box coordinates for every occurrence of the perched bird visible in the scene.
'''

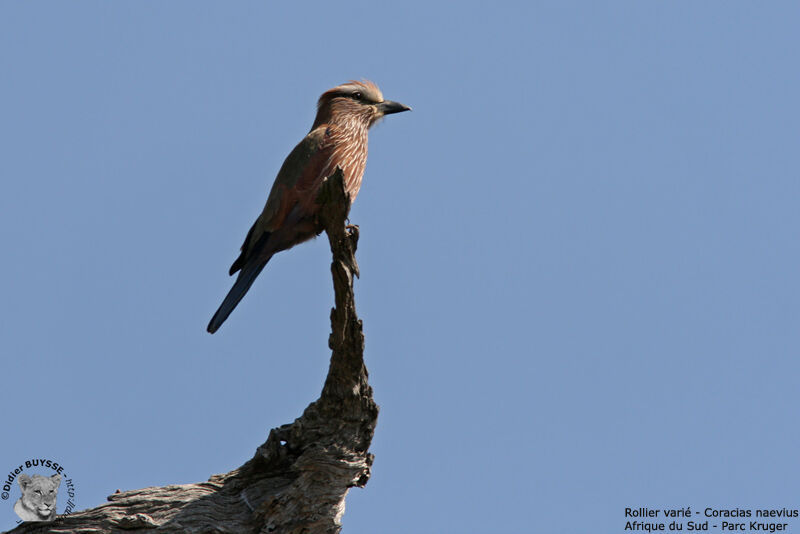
[207,80,410,333]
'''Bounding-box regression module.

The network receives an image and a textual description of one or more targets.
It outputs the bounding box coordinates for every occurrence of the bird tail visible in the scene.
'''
[207,258,270,334]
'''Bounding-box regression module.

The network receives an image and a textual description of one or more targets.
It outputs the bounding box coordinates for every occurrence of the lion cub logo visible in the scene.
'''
[14,473,61,522]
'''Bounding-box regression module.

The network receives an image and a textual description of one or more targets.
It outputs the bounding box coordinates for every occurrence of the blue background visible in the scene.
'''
[1,2,798,532]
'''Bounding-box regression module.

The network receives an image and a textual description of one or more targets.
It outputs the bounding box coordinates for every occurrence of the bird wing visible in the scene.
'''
[229,126,333,274]
[257,127,330,233]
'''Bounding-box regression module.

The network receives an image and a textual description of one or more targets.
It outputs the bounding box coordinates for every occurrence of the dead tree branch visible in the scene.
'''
[7,168,378,534]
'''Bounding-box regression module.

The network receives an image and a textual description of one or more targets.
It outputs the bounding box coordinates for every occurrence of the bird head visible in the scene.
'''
[313,80,410,129]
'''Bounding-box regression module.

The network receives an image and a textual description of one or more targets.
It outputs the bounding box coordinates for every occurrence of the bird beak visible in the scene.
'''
[377,100,411,115]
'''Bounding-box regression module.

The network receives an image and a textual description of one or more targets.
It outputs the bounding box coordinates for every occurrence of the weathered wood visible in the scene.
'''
[6,168,378,534]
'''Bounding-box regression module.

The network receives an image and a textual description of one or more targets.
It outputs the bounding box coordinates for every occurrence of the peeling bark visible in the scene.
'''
[7,168,378,534]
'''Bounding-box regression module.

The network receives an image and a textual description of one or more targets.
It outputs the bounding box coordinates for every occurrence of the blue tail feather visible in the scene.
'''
[207,259,269,333]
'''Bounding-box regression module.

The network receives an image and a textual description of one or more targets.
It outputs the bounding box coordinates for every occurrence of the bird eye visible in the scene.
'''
[352,91,363,100]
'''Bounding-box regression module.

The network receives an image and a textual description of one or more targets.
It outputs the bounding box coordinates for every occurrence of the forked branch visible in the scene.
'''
[8,168,378,534]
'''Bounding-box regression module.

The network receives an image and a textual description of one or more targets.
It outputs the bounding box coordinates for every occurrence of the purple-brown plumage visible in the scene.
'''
[207,80,410,333]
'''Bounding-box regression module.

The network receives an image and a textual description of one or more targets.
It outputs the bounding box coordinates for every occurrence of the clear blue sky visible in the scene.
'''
[1,2,798,532]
